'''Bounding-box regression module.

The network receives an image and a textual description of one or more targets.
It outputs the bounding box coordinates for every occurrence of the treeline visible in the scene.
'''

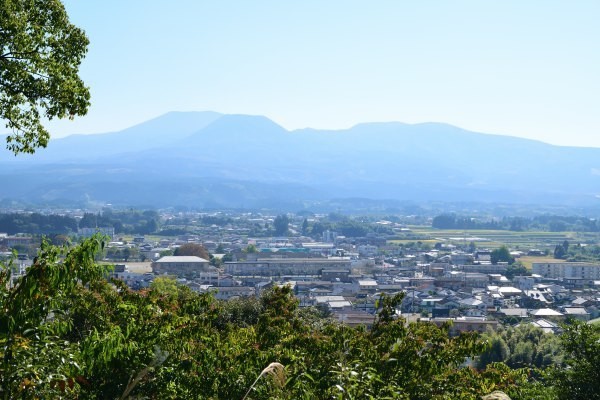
[79,209,159,235]
[432,213,600,232]
[1,237,598,399]
[0,210,161,236]
[0,213,78,235]
[553,240,600,262]
[307,217,394,238]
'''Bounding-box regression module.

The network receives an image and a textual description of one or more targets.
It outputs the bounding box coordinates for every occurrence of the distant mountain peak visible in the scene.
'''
[189,113,288,141]
[206,113,287,130]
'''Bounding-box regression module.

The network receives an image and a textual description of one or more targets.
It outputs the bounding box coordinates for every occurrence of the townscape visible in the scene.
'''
[5,209,599,333]
[2,1,600,398]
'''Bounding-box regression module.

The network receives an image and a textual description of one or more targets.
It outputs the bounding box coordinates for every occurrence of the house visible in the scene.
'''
[571,297,593,307]
[355,279,378,295]
[497,286,522,298]
[562,307,590,321]
[523,289,551,304]
[530,318,561,334]
[528,308,563,318]
[497,308,529,319]
[212,286,255,300]
[334,309,374,328]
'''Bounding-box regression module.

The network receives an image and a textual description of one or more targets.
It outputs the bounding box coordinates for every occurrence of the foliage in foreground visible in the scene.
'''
[0,237,598,399]
[0,0,90,154]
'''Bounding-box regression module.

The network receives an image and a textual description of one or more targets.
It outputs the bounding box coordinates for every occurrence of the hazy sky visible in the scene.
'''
[48,1,600,147]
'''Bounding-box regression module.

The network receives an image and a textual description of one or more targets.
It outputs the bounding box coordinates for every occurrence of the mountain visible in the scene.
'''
[1,111,222,163]
[1,111,599,210]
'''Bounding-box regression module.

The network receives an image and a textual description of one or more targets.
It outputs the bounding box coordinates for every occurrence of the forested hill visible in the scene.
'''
[2,111,600,209]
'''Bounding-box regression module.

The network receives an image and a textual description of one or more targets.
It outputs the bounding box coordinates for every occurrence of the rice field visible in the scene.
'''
[394,226,600,251]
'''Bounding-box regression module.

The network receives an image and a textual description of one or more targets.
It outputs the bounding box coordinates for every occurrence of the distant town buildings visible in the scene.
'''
[78,226,115,239]
[224,257,351,277]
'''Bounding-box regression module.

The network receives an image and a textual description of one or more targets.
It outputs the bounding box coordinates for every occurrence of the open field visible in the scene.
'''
[517,256,558,270]
[403,226,600,251]
[387,239,440,245]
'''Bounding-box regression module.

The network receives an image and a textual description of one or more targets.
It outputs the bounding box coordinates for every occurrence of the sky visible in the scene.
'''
[46,0,600,147]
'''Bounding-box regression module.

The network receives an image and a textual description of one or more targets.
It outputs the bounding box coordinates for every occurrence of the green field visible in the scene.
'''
[396,226,600,251]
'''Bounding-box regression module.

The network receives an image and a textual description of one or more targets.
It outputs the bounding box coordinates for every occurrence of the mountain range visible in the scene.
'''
[1,111,599,211]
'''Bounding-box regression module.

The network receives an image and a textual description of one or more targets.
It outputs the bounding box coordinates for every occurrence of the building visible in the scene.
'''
[460,264,508,274]
[321,269,351,282]
[357,244,378,257]
[3,235,33,248]
[322,230,337,243]
[434,272,489,291]
[224,257,351,277]
[151,256,210,277]
[532,262,600,281]
[209,286,255,300]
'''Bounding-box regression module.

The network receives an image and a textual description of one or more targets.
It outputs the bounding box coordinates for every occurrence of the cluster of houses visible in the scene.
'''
[106,230,600,335]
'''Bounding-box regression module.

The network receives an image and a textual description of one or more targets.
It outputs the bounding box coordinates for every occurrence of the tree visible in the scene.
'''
[505,261,529,279]
[491,246,514,264]
[173,243,209,260]
[476,335,510,369]
[150,276,179,297]
[0,236,110,397]
[476,324,564,370]
[469,241,477,253]
[310,221,325,236]
[142,218,158,234]
[554,321,600,400]
[159,249,173,257]
[554,244,566,259]
[273,214,289,236]
[0,0,90,154]
[244,244,258,254]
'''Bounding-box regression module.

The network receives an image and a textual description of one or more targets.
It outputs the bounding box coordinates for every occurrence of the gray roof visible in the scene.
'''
[563,307,589,315]
[155,256,209,263]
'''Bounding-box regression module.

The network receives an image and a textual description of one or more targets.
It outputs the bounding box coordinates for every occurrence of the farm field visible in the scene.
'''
[517,256,558,270]
[399,226,600,252]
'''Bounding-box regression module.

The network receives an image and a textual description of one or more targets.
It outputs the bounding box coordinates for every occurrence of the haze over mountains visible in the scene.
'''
[1,111,600,210]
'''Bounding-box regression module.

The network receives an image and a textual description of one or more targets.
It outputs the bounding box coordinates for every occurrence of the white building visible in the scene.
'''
[532,262,600,280]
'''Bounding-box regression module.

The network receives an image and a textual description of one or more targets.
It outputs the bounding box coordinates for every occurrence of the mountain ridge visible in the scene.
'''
[1,111,599,210]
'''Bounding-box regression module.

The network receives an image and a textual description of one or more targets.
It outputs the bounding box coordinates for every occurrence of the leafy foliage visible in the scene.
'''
[0,238,586,399]
[553,321,600,400]
[490,246,514,265]
[0,0,90,154]
[476,325,564,370]
[273,214,290,236]
[173,243,209,260]
[0,212,77,235]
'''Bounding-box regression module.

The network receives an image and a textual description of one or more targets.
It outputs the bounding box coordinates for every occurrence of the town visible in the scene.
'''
[4,208,599,336]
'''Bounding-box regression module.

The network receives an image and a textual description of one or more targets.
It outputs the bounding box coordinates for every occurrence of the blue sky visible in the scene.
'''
[49,1,600,147]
